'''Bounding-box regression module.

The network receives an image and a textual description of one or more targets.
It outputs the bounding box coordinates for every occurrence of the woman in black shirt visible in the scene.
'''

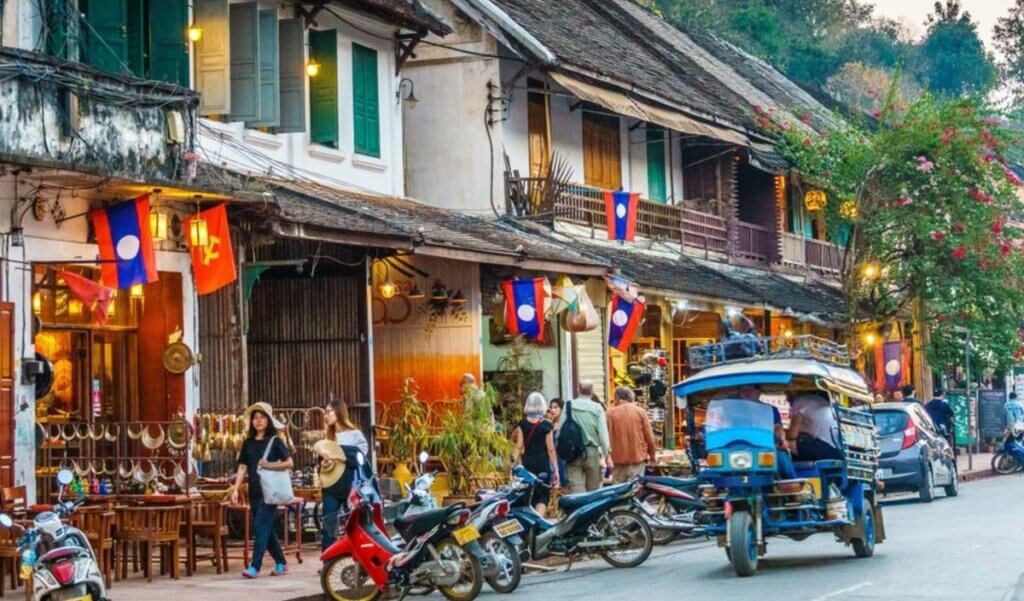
[232,402,293,578]
[512,392,559,516]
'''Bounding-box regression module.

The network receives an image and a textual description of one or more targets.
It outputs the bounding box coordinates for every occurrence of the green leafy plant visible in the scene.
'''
[491,335,541,435]
[429,391,513,495]
[387,378,431,465]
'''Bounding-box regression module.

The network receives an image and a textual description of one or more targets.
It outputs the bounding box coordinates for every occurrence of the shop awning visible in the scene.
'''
[549,72,750,147]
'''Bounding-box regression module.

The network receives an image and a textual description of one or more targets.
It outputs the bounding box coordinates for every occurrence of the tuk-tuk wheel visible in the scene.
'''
[852,503,876,558]
[727,511,758,577]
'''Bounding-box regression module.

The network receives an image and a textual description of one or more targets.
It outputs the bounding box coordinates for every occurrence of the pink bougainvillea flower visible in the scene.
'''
[894,197,911,207]
[983,152,998,162]
[1003,164,1023,186]
[953,223,966,234]
[992,221,1004,235]
[917,156,935,172]
[969,187,993,204]
[872,110,883,119]
[801,113,812,124]
[822,170,831,180]
[802,138,812,147]
[931,231,947,241]
[1002,242,1013,257]
[951,246,968,260]
[941,127,956,145]
[981,128,999,148]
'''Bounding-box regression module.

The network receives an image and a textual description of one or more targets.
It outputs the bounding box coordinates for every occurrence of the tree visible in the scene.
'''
[768,93,1024,372]
[917,1,998,97]
[995,0,1024,102]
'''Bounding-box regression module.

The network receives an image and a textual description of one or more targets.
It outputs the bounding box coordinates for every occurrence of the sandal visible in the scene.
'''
[272,564,290,576]
[242,567,258,579]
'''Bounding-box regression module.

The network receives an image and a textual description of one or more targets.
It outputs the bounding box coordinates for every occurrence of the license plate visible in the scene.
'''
[65,596,92,601]
[453,525,480,545]
[493,519,523,538]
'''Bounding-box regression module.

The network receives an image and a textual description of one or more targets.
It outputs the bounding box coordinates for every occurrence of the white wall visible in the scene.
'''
[197,2,405,197]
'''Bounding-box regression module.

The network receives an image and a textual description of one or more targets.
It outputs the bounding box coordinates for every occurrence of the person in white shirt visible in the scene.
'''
[786,392,843,461]
[320,399,369,554]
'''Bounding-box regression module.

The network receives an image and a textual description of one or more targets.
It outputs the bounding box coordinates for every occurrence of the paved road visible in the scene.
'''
[483,476,1024,601]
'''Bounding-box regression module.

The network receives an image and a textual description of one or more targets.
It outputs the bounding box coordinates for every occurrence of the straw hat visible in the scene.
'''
[313,439,347,488]
[243,402,285,431]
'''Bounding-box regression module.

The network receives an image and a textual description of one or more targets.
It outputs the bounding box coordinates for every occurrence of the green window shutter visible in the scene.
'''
[277,18,306,133]
[352,43,380,157]
[229,2,260,123]
[125,0,145,78]
[46,0,70,59]
[254,9,280,126]
[148,0,189,87]
[85,0,129,74]
[646,125,666,203]
[195,0,230,116]
[309,29,338,148]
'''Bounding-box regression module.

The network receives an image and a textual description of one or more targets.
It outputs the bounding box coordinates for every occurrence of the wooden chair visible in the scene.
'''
[0,487,27,518]
[69,507,115,588]
[0,519,19,595]
[189,499,229,574]
[115,506,183,582]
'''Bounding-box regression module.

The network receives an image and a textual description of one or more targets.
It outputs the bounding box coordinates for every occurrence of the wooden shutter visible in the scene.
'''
[85,0,129,74]
[125,0,144,78]
[229,2,260,123]
[148,0,189,87]
[309,29,339,148]
[254,9,280,127]
[573,311,607,403]
[195,0,230,116]
[352,43,380,157]
[277,18,306,133]
[527,82,550,178]
[583,112,622,190]
[0,302,13,489]
[646,125,666,202]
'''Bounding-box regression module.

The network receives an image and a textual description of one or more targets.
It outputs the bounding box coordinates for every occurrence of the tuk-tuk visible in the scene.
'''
[676,335,885,577]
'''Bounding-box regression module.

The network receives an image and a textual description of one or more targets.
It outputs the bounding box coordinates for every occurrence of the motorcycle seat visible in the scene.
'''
[394,504,463,540]
[557,483,632,512]
[642,475,699,492]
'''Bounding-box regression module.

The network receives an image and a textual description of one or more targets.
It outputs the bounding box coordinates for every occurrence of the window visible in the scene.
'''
[527,78,550,178]
[309,29,339,148]
[582,111,622,190]
[352,43,380,157]
[646,125,667,203]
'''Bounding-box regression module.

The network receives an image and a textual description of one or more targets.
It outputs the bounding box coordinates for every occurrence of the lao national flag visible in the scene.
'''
[875,341,910,391]
[91,195,158,289]
[604,190,639,242]
[185,204,237,295]
[502,278,547,342]
[609,294,645,352]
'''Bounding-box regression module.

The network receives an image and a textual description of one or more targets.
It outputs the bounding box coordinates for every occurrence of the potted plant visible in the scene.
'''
[387,379,431,491]
[430,389,513,504]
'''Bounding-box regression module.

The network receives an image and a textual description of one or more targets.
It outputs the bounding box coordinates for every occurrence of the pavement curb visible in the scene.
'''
[961,469,996,482]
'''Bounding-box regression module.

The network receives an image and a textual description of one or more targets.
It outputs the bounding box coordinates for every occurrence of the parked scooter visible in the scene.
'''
[320,453,488,601]
[0,469,107,601]
[992,424,1024,474]
[502,466,653,568]
[636,474,705,545]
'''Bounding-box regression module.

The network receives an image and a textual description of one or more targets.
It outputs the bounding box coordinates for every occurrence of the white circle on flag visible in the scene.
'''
[116,235,140,260]
[885,359,901,376]
[517,304,536,322]
[616,203,627,219]
[612,309,628,327]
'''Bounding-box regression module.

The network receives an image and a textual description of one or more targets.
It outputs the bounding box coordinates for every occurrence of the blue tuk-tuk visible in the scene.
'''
[676,336,885,577]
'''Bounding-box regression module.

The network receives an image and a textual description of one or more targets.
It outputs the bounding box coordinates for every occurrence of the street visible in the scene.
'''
[479,476,1022,601]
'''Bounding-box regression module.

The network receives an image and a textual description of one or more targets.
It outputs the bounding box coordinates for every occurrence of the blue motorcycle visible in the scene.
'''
[502,467,653,568]
[992,426,1024,474]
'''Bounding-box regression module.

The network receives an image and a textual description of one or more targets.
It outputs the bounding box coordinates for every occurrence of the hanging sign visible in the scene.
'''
[90,195,159,289]
[604,190,639,242]
[502,278,548,342]
[184,204,238,295]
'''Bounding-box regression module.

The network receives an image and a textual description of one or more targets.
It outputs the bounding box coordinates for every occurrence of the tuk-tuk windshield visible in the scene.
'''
[705,398,777,450]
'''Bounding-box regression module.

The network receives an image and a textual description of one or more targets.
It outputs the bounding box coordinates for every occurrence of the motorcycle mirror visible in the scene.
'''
[418,450,429,465]
[356,452,365,467]
[0,514,12,528]
[56,469,74,486]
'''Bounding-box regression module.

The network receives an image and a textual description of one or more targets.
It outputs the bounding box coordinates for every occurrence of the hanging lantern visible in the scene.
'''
[379,278,397,300]
[839,199,858,220]
[804,188,827,212]
[450,290,467,305]
[189,214,209,248]
[130,284,144,299]
[407,283,424,300]
[149,211,168,241]
[430,280,448,301]
[68,299,83,317]
[862,331,877,347]
[32,292,41,315]
[306,59,321,78]
[187,24,203,42]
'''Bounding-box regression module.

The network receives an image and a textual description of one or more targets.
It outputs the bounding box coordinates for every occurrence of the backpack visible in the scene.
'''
[556,401,587,463]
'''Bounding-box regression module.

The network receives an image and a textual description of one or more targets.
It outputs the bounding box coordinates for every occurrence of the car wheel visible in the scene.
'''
[918,465,935,503]
[943,465,959,497]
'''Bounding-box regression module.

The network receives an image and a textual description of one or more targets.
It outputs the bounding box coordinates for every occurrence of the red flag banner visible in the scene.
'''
[184,204,237,295]
[58,270,114,325]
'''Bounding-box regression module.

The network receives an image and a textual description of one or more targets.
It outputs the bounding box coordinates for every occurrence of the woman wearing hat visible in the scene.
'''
[319,399,368,553]
[231,402,293,578]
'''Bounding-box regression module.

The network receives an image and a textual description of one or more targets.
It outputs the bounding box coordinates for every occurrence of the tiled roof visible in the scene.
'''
[696,261,848,321]
[337,0,452,36]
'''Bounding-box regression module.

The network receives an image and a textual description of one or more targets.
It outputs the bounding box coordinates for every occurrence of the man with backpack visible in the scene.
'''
[557,380,612,493]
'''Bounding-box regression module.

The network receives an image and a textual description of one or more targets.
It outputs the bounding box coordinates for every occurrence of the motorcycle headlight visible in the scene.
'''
[729,451,753,470]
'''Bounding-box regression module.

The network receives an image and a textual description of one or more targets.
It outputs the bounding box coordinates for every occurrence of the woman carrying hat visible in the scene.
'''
[231,402,293,578]
[318,399,369,554]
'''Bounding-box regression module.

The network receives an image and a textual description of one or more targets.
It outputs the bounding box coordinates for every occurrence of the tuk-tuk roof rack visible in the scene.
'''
[688,335,851,371]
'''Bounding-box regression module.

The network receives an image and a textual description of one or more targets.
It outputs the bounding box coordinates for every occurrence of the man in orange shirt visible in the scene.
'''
[606,387,657,482]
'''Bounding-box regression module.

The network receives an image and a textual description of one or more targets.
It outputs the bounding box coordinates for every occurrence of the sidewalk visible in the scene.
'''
[108,559,323,601]
[958,451,995,482]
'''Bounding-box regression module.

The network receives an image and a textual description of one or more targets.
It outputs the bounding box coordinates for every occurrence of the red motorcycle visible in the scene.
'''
[320,475,487,601]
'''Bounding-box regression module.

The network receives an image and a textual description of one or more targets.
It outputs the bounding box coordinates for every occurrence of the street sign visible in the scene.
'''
[978,389,1007,439]
[948,390,977,446]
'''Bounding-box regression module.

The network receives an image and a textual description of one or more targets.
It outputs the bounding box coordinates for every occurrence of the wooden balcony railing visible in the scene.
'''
[805,238,844,274]
[735,221,771,263]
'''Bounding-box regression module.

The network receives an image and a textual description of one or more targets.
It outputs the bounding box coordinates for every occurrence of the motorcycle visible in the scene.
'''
[503,466,653,568]
[992,424,1024,475]
[0,469,107,601]
[320,453,489,601]
[635,474,705,545]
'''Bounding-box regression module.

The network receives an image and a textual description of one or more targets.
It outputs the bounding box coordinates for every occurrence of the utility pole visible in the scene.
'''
[965,330,973,471]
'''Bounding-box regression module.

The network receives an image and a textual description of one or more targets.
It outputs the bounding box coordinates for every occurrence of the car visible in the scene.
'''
[872,402,958,502]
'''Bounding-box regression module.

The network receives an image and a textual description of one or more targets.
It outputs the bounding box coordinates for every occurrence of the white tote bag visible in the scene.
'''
[257,437,294,505]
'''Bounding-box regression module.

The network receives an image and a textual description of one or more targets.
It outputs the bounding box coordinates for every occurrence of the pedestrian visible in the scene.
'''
[873,392,885,405]
[319,399,368,553]
[512,392,560,516]
[606,387,656,483]
[892,389,904,402]
[559,380,612,493]
[925,388,955,444]
[547,398,568,488]
[1005,392,1024,429]
[902,385,921,405]
[231,402,293,578]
